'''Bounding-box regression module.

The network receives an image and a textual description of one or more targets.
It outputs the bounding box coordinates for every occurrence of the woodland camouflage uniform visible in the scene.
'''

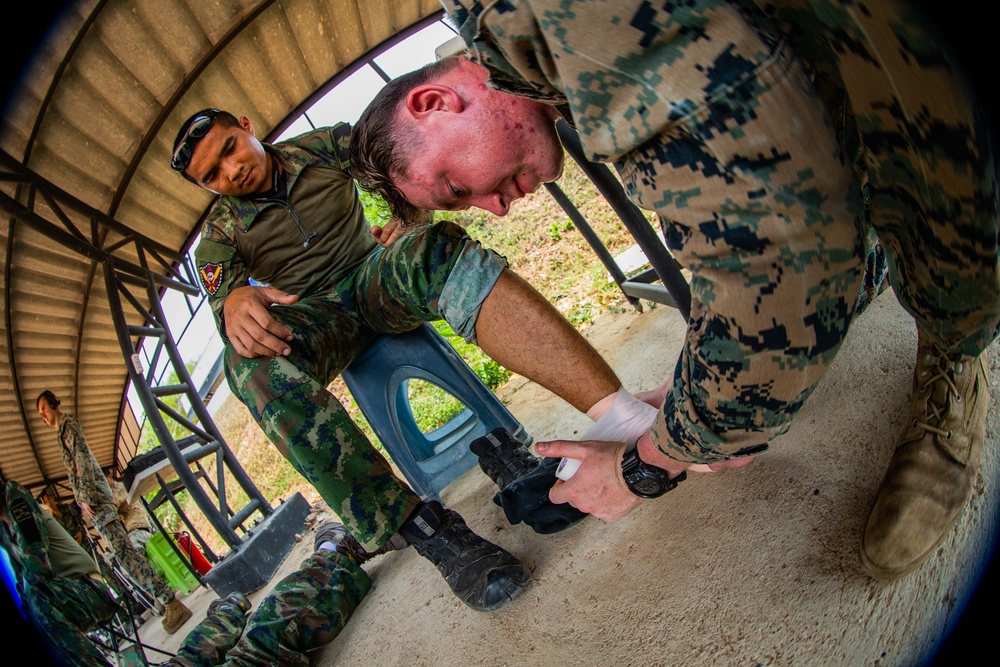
[3,482,369,666]
[165,550,370,667]
[58,412,176,607]
[1,480,118,667]
[193,125,508,551]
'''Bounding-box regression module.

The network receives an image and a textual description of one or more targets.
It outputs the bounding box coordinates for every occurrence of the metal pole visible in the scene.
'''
[153,474,218,567]
[139,270,272,521]
[543,182,642,312]
[143,493,216,566]
[103,260,242,546]
[556,121,692,320]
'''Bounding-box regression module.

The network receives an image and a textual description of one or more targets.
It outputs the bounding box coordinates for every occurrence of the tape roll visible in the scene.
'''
[555,457,582,481]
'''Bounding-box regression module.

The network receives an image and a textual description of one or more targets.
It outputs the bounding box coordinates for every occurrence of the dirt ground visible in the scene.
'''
[140,290,998,666]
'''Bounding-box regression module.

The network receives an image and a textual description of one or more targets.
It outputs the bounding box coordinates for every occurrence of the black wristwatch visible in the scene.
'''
[620,440,685,499]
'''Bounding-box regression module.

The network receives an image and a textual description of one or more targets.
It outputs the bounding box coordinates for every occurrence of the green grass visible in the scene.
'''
[405,321,513,432]
[407,380,465,432]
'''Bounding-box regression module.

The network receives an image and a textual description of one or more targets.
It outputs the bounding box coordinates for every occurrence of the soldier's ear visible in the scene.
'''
[240,115,255,136]
[405,84,465,121]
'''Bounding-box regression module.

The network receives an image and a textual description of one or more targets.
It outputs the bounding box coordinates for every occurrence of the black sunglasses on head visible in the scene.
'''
[171,109,221,173]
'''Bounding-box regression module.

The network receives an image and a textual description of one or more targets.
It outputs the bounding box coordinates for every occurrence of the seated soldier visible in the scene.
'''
[171,109,633,611]
[37,390,193,632]
[107,472,154,554]
[1,479,123,667]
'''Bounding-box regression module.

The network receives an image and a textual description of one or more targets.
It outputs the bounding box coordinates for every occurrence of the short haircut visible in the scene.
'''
[36,390,60,411]
[349,57,463,226]
[172,109,241,184]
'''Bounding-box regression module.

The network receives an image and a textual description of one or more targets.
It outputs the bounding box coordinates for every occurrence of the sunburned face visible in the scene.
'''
[185,116,272,197]
[393,90,565,216]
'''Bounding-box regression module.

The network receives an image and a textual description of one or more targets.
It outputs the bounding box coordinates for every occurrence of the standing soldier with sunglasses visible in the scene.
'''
[170,108,635,611]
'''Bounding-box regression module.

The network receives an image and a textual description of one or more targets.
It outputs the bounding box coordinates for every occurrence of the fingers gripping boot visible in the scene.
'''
[400,500,530,612]
[861,334,989,580]
[471,428,588,534]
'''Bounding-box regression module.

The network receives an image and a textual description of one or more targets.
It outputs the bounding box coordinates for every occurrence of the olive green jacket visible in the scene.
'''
[193,123,376,340]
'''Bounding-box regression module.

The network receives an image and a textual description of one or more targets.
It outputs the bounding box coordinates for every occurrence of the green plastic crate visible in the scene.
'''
[145,532,199,596]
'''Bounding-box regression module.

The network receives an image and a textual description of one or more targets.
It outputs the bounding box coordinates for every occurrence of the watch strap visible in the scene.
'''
[621,439,685,498]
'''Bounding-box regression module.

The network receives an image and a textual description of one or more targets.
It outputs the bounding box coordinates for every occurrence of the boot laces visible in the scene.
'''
[913,346,965,441]
[481,450,538,489]
[410,510,492,571]
[474,431,538,489]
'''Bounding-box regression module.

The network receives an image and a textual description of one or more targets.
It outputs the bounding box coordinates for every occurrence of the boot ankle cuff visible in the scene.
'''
[386,533,408,550]
[399,500,446,542]
[470,428,515,458]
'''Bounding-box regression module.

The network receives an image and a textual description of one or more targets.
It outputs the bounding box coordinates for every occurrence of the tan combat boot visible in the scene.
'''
[161,597,193,635]
[860,331,989,580]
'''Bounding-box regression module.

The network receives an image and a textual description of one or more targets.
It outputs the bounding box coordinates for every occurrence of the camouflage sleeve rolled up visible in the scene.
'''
[2,481,53,587]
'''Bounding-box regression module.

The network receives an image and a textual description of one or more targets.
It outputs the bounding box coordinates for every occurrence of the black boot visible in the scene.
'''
[399,500,530,612]
[471,428,541,488]
[471,428,588,534]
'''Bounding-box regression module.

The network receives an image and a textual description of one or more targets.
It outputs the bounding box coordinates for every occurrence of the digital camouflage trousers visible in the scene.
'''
[638,0,999,462]
[166,550,370,667]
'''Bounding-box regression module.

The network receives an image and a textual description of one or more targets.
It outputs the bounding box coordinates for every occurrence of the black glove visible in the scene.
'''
[470,428,588,534]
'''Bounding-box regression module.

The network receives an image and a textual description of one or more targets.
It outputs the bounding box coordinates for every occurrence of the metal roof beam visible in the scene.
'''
[0,150,184,266]
[107,0,279,219]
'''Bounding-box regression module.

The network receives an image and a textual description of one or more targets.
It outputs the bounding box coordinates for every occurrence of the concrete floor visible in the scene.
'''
[136,290,998,666]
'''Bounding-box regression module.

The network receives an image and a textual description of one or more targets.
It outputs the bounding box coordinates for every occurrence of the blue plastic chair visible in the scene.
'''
[342,324,530,498]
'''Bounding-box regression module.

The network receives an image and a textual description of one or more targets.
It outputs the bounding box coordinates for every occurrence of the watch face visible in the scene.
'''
[632,475,665,497]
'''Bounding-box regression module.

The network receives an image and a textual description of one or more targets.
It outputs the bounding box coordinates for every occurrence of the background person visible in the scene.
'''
[107,471,154,554]
[1,479,121,666]
[36,390,193,633]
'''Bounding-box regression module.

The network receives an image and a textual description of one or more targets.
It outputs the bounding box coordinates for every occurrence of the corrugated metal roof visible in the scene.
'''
[1,0,443,500]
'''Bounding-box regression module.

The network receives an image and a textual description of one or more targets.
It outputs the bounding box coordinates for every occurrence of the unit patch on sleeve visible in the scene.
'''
[199,262,223,295]
[10,497,41,544]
